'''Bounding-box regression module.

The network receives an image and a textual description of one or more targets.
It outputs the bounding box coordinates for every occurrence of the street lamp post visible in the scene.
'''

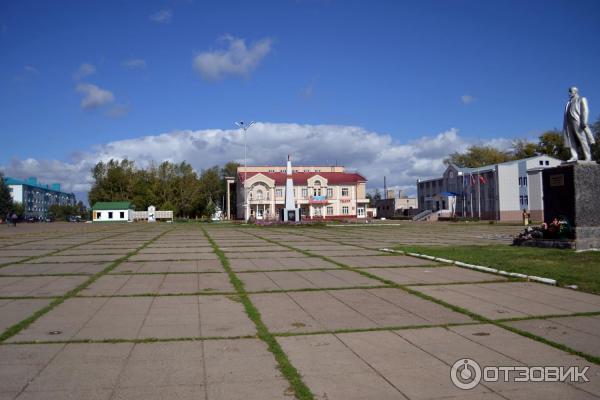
[235,121,255,222]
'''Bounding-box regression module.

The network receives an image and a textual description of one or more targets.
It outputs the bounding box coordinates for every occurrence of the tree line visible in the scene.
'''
[446,117,600,167]
[88,159,239,218]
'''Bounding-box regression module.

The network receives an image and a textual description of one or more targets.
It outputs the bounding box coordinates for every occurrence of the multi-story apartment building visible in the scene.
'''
[236,165,369,220]
[5,177,76,218]
[416,156,562,221]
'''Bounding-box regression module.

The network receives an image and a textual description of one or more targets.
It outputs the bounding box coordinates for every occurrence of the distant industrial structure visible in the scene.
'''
[5,177,76,218]
[375,190,417,219]
[416,156,562,221]
[236,164,370,220]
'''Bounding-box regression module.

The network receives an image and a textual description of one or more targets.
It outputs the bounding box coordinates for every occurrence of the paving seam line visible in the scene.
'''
[201,227,315,400]
[379,248,557,286]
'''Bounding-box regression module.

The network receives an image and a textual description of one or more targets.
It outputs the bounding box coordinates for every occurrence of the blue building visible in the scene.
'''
[5,177,76,217]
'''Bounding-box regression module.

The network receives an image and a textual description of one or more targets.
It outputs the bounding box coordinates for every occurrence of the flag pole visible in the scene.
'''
[477,172,482,220]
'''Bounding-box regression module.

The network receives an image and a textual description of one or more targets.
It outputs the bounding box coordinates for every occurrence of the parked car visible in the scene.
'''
[67,215,82,223]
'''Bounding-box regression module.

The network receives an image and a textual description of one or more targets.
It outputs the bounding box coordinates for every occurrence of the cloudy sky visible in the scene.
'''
[1,0,599,202]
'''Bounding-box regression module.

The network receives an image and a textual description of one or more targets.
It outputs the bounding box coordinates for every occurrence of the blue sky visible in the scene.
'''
[1,0,599,197]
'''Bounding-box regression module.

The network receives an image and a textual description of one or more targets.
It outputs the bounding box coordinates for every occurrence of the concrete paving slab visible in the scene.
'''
[330,255,439,267]
[10,294,254,341]
[138,247,214,254]
[225,251,307,259]
[309,250,385,257]
[506,316,600,358]
[0,276,88,297]
[229,257,340,271]
[364,266,506,285]
[112,260,224,274]
[0,344,65,395]
[0,262,108,276]
[239,270,383,292]
[129,252,217,261]
[412,282,600,319]
[28,254,122,264]
[81,273,233,296]
[251,288,471,334]
[0,299,51,333]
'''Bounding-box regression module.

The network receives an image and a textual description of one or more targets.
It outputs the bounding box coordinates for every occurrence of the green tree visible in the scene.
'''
[512,139,538,159]
[446,145,513,168]
[537,130,570,161]
[0,173,13,217]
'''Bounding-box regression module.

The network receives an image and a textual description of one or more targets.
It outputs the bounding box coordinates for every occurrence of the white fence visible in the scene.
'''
[132,210,173,221]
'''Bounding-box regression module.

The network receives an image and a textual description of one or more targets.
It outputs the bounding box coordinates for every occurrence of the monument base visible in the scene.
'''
[543,162,600,250]
[280,208,301,222]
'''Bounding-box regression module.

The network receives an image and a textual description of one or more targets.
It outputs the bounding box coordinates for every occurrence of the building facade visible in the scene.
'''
[91,202,134,222]
[236,165,369,220]
[416,156,562,221]
[6,177,76,217]
[376,194,418,219]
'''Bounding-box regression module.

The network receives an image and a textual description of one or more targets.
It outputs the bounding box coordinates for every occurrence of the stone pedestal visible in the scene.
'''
[542,163,600,250]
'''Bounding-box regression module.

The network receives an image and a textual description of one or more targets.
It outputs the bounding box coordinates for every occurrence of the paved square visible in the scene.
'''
[411,282,600,319]
[1,222,598,399]
[251,288,472,333]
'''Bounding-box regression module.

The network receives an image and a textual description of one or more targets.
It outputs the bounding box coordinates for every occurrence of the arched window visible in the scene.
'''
[256,189,264,200]
[313,180,322,197]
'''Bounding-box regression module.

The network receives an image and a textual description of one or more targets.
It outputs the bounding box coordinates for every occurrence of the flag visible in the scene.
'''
[470,175,476,185]
[479,175,486,184]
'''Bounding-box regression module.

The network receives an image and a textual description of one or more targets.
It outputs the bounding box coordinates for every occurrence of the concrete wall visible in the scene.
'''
[8,185,23,203]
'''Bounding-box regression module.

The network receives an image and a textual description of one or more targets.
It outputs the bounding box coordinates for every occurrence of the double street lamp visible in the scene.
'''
[235,121,255,222]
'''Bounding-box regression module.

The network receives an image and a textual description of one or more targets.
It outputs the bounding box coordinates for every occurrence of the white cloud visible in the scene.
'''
[24,65,39,75]
[149,9,172,24]
[0,123,512,200]
[193,35,272,81]
[73,63,96,80]
[122,59,146,69]
[461,94,476,104]
[76,83,115,110]
[106,104,130,118]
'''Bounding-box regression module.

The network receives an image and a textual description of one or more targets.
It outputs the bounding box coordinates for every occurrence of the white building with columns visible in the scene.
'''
[236,165,369,220]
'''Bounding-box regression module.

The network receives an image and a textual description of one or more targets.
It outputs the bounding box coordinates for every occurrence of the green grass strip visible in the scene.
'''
[202,227,314,400]
[0,226,173,342]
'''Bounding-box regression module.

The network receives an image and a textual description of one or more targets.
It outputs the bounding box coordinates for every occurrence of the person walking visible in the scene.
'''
[11,212,17,227]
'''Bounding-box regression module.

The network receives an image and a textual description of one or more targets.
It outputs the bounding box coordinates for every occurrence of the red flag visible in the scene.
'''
[479,175,486,184]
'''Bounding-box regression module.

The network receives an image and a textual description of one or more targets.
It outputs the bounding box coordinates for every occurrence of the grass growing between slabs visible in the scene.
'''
[396,244,600,294]
[201,227,315,400]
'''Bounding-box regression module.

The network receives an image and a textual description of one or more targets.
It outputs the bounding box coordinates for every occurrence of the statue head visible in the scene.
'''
[568,86,579,98]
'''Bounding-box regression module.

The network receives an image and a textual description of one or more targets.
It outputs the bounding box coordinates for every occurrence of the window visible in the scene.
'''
[327,188,333,198]
[518,177,522,186]
[314,206,322,216]
[545,161,549,166]
[357,207,365,216]
[256,189,263,200]
[120,211,125,219]
[96,212,101,219]
[301,188,308,198]
[539,160,543,166]
[519,195,523,205]
[524,195,529,206]
[342,206,349,215]
[276,188,283,197]
[523,177,527,186]
[341,187,349,197]
[108,212,113,219]
[326,206,333,215]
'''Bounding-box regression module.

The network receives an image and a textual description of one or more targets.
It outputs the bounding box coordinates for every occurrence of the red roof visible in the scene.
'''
[238,171,367,185]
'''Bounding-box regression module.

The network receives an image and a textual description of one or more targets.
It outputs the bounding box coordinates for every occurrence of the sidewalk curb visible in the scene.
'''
[379,248,557,286]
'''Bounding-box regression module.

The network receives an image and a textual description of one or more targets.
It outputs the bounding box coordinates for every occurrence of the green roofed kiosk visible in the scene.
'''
[91,201,134,222]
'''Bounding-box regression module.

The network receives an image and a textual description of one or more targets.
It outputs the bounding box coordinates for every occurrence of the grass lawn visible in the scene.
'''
[395,244,600,294]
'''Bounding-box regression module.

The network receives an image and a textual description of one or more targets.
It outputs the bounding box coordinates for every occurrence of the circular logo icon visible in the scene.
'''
[450,358,482,390]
